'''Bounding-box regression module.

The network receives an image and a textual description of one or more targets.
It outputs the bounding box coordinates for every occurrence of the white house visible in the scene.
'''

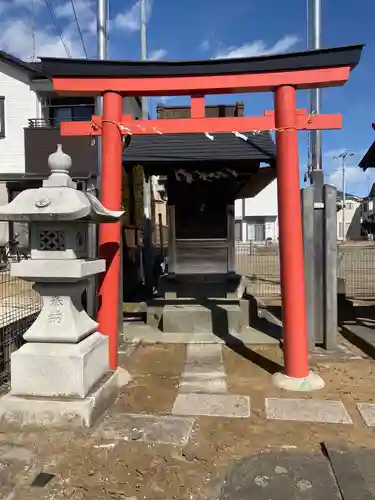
[336,191,363,241]
[235,178,278,243]
[235,179,365,243]
[0,50,142,245]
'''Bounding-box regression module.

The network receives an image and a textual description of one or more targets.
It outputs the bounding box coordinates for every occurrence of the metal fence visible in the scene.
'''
[236,243,281,296]
[337,245,375,298]
[0,272,42,383]
[236,242,375,299]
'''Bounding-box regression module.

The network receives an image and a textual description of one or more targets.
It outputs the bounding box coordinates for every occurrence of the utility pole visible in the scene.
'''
[97,0,108,193]
[334,151,354,242]
[308,0,323,185]
[86,0,108,319]
[140,0,148,120]
[140,0,154,293]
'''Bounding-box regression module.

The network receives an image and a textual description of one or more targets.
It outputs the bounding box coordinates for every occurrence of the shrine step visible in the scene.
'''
[162,304,245,335]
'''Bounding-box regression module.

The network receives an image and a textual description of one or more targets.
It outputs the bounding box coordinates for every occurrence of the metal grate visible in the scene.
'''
[0,270,42,383]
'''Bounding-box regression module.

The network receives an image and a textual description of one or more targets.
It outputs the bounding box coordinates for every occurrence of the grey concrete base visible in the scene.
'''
[172,393,250,418]
[272,371,325,392]
[93,413,195,446]
[123,322,279,345]
[0,368,128,428]
[162,304,243,335]
[11,332,109,398]
[265,398,353,424]
[357,403,375,427]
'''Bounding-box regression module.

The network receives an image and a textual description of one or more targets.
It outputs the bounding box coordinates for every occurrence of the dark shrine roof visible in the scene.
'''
[122,131,276,168]
[36,45,363,79]
[359,133,375,171]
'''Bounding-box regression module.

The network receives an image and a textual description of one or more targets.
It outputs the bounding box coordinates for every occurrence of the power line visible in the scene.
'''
[69,0,88,58]
[43,0,72,58]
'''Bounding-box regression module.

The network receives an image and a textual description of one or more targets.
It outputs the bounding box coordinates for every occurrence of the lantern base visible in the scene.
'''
[11,332,110,398]
[0,367,130,428]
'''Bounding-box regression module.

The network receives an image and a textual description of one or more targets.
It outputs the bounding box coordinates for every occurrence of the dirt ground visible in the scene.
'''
[2,339,375,500]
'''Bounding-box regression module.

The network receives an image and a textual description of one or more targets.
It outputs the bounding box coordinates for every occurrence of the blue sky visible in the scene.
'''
[0,0,374,195]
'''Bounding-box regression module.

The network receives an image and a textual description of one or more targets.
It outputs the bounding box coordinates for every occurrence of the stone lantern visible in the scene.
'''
[0,145,128,427]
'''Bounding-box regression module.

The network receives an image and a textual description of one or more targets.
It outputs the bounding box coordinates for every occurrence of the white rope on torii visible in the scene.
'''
[173,130,253,182]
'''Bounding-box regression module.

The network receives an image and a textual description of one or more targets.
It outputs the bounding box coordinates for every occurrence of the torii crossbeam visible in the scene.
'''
[39,44,363,390]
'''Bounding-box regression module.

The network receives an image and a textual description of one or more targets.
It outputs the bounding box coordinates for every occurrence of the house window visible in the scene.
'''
[247,222,265,241]
[0,97,5,138]
[235,221,241,241]
[52,105,94,125]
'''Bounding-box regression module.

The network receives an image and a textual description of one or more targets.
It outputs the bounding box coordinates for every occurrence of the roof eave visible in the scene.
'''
[38,44,364,79]
[0,52,41,76]
[359,140,375,171]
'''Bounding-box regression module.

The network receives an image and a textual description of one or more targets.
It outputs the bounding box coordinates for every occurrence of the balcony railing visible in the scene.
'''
[28,117,92,129]
[28,118,60,129]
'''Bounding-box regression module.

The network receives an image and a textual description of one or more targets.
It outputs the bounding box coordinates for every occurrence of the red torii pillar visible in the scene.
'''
[55,65,349,390]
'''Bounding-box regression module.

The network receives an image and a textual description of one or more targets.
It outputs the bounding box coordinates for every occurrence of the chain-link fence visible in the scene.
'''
[236,242,375,299]
[0,272,42,384]
[337,245,375,298]
[236,243,281,296]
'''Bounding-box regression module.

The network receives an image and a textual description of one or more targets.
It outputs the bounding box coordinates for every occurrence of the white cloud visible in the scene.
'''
[214,35,299,59]
[114,0,153,33]
[0,19,87,59]
[0,0,96,60]
[149,48,167,61]
[7,0,44,8]
[55,0,96,35]
[200,39,210,52]
[327,165,371,191]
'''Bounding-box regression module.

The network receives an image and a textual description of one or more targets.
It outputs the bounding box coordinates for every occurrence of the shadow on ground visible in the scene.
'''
[215,442,375,500]
[338,296,375,359]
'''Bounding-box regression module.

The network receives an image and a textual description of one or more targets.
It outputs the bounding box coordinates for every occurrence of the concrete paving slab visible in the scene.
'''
[323,442,374,500]
[172,394,250,418]
[265,398,353,424]
[179,378,228,394]
[179,343,228,393]
[185,343,223,365]
[0,444,37,498]
[357,403,375,427]
[93,412,195,446]
[215,451,341,500]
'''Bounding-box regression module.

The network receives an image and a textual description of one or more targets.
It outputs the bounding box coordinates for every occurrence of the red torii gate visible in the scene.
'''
[42,45,362,389]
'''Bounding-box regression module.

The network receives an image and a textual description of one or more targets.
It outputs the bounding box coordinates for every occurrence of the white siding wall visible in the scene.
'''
[337,200,362,240]
[0,62,40,174]
[235,179,279,242]
[234,198,242,218]
[243,179,278,217]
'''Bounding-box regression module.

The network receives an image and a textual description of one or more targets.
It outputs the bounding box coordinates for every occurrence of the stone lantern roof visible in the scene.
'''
[0,145,124,223]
